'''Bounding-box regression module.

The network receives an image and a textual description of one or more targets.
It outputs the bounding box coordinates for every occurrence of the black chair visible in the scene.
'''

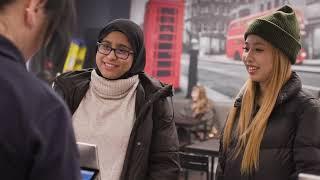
[180,152,210,180]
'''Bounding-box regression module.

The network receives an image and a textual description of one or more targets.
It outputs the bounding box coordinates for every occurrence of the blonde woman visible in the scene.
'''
[216,6,320,180]
[177,85,219,142]
[191,85,219,137]
[191,86,212,118]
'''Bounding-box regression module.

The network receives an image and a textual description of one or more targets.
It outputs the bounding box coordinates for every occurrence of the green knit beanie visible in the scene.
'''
[244,5,301,64]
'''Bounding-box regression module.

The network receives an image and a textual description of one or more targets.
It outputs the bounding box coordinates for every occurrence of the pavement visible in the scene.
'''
[198,54,320,74]
[178,53,234,102]
[302,59,320,66]
[178,75,233,102]
[179,53,320,100]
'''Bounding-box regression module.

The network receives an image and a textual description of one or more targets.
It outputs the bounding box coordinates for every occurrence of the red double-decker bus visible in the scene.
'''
[226,7,307,64]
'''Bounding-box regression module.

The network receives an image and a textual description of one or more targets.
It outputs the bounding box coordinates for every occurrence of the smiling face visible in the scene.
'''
[242,34,274,88]
[96,31,134,79]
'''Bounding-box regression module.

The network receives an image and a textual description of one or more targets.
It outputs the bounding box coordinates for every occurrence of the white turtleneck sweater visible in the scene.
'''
[72,70,139,180]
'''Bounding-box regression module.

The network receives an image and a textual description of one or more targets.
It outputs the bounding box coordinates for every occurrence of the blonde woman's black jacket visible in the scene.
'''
[216,72,320,180]
[53,69,180,180]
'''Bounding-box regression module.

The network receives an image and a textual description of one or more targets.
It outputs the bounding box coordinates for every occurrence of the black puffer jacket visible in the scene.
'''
[53,69,180,180]
[216,72,320,180]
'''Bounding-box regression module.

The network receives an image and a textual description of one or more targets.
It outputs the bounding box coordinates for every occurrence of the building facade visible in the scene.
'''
[184,0,320,59]
[305,0,320,59]
[184,0,254,55]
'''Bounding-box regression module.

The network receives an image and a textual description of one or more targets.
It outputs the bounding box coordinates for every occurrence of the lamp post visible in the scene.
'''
[186,38,199,98]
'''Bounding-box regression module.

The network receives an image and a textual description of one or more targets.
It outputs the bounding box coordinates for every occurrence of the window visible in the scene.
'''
[157,70,171,77]
[160,16,175,23]
[158,43,172,50]
[159,34,173,41]
[161,8,176,15]
[260,4,264,11]
[275,0,280,7]
[216,6,220,14]
[212,22,216,31]
[158,61,171,67]
[239,9,250,17]
[160,25,174,32]
[306,0,318,5]
[224,7,230,15]
[267,2,272,10]
[158,52,171,58]
[201,6,209,13]
[201,24,207,32]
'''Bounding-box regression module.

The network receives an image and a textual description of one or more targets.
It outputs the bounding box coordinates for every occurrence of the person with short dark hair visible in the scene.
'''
[216,5,320,180]
[0,0,80,179]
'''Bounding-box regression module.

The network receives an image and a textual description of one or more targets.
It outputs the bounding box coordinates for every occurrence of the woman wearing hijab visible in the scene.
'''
[53,19,180,180]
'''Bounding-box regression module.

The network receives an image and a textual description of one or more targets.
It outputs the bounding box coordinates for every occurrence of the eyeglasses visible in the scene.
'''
[97,42,134,60]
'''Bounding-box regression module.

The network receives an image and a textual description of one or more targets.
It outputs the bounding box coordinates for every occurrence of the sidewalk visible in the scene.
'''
[179,54,233,102]
[199,54,320,65]
[199,54,320,74]
[181,53,320,99]
[178,75,232,102]
[303,59,320,66]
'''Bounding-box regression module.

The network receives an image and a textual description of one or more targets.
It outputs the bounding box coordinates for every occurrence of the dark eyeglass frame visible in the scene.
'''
[96,42,134,60]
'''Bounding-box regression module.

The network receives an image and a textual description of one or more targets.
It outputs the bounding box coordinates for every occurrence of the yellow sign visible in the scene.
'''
[63,39,87,73]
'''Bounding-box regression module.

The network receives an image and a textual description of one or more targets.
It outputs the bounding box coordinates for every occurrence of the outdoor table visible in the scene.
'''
[174,117,208,144]
[182,138,220,180]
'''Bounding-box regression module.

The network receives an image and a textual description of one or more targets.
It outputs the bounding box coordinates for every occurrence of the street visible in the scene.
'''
[181,54,320,99]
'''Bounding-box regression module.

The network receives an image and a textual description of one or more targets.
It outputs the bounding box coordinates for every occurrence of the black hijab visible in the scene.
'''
[95,19,146,80]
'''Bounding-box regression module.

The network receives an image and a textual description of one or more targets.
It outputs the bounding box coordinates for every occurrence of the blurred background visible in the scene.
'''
[30,0,320,100]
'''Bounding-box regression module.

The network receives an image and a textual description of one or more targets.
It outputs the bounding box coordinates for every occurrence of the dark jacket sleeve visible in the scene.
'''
[292,98,320,179]
[215,130,225,180]
[28,103,81,180]
[52,81,66,99]
[147,97,181,180]
[52,73,90,114]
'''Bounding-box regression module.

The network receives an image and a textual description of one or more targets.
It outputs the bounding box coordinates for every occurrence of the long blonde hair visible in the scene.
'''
[191,85,212,117]
[222,47,292,174]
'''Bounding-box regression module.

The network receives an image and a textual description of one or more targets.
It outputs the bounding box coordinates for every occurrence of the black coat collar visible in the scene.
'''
[0,35,25,67]
[234,72,302,107]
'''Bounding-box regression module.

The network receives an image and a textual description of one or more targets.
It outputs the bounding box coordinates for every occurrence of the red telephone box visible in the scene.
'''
[144,0,184,89]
